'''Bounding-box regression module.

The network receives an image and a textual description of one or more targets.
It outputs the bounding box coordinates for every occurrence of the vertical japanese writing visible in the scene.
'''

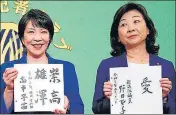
[126,80,132,104]
[141,77,153,94]
[49,68,60,83]
[119,85,126,114]
[50,90,61,104]
[113,73,118,104]
[39,89,47,106]
[35,89,48,106]
[19,75,28,110]
[28,71,33,109]
[35,68,47,79]
[15,65,63,111]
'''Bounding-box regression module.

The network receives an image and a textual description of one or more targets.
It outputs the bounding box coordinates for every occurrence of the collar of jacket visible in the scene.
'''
[18,51,55,64]
[117,52,160,67]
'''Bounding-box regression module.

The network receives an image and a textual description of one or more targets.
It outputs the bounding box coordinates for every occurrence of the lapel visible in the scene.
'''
[46,52,55,64]
[149,54,160,66]
[117,52,128,67]
[18,51,27,64]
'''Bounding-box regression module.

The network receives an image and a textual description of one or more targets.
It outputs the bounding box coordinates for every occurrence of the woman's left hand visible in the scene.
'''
[54,96,70,114]
[160,78,172,97]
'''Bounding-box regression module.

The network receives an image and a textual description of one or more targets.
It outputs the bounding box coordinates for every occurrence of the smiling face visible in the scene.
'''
[22,20,50,57]
[118,9,149,48]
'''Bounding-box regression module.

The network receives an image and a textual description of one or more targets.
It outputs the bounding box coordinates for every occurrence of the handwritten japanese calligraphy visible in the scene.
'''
[14,64,64,112]
[110,66,162,114]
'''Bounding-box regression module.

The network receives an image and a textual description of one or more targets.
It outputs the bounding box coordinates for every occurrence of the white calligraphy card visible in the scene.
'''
[110,65,163,114]
[14,64,64,112]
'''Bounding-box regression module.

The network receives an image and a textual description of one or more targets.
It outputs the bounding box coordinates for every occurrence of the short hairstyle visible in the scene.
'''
[110,2,159,56]
[18,9,54,48]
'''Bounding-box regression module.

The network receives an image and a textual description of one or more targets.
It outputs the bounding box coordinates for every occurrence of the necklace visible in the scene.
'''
[127,53,147,64]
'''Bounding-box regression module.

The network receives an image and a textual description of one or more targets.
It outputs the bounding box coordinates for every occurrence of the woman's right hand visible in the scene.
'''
[3,68,18,90]
[103,81,112,99]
